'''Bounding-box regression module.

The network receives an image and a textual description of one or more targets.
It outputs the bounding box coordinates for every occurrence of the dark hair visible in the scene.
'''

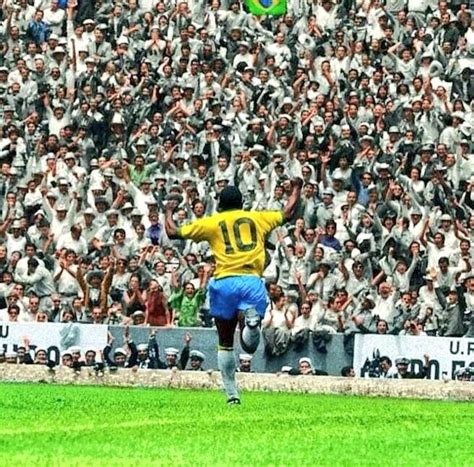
[341,366,354,377]
[218,186,243,211]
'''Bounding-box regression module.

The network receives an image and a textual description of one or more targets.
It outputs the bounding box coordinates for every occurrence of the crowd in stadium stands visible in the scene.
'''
[0,0,472,375]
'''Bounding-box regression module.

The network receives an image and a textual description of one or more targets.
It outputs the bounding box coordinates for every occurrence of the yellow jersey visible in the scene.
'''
[177,210,284,279]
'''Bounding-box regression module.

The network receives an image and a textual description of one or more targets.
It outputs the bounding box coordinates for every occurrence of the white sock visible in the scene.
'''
[218,349,239,400]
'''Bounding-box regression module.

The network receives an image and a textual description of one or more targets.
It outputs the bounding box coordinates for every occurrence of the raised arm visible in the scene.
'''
[164,200,179,239]
[283,178,303,221]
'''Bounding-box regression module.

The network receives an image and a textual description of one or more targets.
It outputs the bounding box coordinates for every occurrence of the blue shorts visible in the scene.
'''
[208,276,268,321]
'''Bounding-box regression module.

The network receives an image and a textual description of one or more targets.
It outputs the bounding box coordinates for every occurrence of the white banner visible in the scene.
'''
[354,334,474,379]
[0,322,108,364]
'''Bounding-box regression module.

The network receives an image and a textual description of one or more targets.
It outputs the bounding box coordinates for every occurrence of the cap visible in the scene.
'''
[106,209,119,217]
[165,347,179,356]
[55,204,67,211]
[239,354,253,361]
[395,357,410,366]
[440,214,452,221]
[114,347,127,356]
[136,344,148,352]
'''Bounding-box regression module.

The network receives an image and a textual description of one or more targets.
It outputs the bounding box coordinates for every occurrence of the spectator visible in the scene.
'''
[168,266,210,327]
[238,353,253,373]
[262,294,295,356]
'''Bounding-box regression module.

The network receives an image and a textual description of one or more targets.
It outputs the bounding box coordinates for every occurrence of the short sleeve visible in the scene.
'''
[255,211,284,234]
[177,218,211,243]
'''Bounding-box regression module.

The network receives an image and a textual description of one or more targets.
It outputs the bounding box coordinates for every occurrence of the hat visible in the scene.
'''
[299,357,312,366]
[137,344,148,352]
[322,188,334,196]
[165,347,179,356]
[58,178,69,185]
[131,310,145,317]
[53,46,66,54]
[103,168,114,177]
[55,204,67,211]
[69,346,81,354]
[388,126,400,133]
[11,220,21,229]
[155,172,167,180]
[90,158,99,166]
[84,57,96,64]
[239,354,253,361]
[114,347,127,356]
[105,209,119,217]
[83,19,95,25]
[440,214,452,221]
[190,350,205,361]
[49,33,59,41]
[410,208,422,216]
[131,208,143,217]
[451,111,465,121]
[121,202,133,211]
[46,191,57,198]
[83,208,95,216]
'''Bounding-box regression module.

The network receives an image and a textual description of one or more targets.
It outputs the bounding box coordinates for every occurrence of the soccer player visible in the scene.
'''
[165,179,302,404]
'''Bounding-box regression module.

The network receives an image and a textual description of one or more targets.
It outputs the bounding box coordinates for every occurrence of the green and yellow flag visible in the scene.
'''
[245,0,287,16]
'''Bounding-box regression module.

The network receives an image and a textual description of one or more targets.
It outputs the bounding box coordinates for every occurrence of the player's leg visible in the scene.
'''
[208,277,241,404]
[215,316,240,404]
[237,277,267,354]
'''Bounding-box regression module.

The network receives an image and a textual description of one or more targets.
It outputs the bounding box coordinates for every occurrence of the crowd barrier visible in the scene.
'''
[2,323,473,379]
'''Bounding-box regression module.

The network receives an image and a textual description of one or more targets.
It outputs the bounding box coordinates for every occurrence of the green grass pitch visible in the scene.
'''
[1,383,473,466]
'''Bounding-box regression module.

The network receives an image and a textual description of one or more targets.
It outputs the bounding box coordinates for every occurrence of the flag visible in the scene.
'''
[245,0,287,16]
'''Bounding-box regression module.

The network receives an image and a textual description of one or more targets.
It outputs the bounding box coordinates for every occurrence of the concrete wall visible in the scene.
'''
[1,365,473,401]
[108,326,352,375]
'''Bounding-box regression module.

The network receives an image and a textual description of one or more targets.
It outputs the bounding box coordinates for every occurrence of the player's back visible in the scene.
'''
[179,209,283,279]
